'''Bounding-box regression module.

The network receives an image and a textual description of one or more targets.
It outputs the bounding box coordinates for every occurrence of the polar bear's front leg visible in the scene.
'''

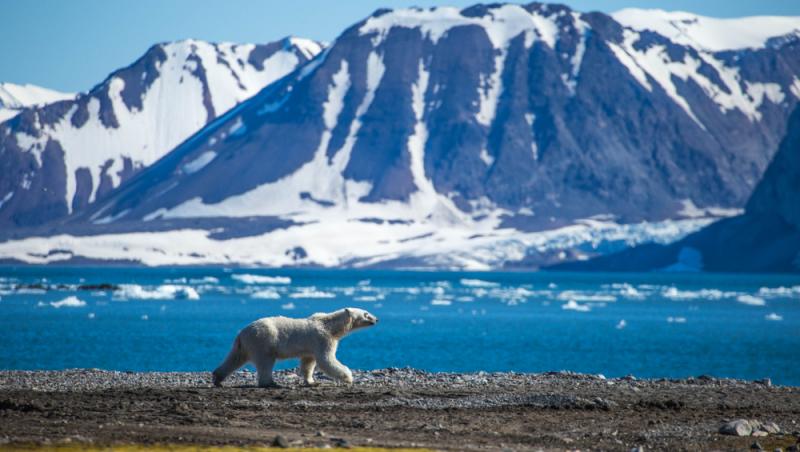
[315,347,353,385]
[299,357,317,386]
[252,354,278,388]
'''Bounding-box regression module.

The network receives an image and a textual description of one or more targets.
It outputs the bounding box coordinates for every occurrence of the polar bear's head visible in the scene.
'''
[314,307,378,338]
[346,307,379,330]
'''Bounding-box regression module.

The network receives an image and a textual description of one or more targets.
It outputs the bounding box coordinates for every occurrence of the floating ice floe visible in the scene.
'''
[232,274,291,284]
[115,284,200,300]
[758,286,800,298]
[354,295,381,302]
[661,287,736,300]
[49,296,86,308]
[431,299,452,306]
[612,283,646,299]
[15,288,47,295]
[250,288,281,299]
[736,294,766,306]
[666,316,687,323]
[616,319,627,329]
[460,278,500,288]
[562,300,591,312]
[88,312,95,319]
[288,288,335,299]
[141,314,149,320]
[281,302,296,310]
[764,313,783,321]
[557,291,617,302]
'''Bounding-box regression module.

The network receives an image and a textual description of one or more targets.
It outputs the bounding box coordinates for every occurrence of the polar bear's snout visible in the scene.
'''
[351,309,379,329]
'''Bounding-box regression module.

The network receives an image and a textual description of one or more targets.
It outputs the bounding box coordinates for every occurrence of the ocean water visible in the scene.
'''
[1,267,799,385]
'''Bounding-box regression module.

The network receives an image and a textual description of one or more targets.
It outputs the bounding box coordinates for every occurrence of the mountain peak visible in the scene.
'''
[0,82,74,122]
[612,8,800,51]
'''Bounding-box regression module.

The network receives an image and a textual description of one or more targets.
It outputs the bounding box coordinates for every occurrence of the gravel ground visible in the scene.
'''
[1,369,799,450]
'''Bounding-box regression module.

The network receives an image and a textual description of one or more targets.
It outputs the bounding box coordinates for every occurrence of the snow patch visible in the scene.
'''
[182,151,217,174]
[613,8,800,52]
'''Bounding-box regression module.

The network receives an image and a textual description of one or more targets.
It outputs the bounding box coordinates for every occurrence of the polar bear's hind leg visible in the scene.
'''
[299,357,317,386]
[253,354,278,388]
[212,336,247,387]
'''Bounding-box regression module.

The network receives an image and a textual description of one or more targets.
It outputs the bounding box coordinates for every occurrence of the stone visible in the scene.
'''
[751,442,763,450]
[720,419,753,436]
[271,435,289,448]
[761,422,781,434]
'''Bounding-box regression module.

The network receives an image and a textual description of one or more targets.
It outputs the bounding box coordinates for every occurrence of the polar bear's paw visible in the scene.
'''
[211,372,223,387]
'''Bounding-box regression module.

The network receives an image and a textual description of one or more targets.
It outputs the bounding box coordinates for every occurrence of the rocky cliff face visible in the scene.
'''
[555,106,800,273]
[0,37,322,228]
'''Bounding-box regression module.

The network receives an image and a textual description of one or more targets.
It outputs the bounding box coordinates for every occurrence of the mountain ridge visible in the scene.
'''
[1,3,799,269]
[0,36,323,228]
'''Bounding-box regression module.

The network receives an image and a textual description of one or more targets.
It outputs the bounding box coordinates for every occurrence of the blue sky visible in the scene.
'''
[3,0,799,93]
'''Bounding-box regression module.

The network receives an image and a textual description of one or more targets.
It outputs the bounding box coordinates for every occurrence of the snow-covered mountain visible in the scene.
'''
[0,82,74,123]
[555,105,800,273]
[1,4,799,269]
[0,37,323,227]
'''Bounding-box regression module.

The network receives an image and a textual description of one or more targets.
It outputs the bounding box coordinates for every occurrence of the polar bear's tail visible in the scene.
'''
[212,335,247,387]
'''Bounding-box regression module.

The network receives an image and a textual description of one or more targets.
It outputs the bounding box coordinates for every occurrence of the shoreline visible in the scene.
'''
[2,369,799,450]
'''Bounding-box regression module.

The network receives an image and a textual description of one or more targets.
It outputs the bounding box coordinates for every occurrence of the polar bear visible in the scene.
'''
[212,308,378,387]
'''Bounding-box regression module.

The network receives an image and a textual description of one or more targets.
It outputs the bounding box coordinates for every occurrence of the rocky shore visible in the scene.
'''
[1,369,799,450]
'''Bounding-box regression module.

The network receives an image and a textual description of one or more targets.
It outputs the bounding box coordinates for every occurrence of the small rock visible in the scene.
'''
[272,435,289,448]
[757,378,772,387]
[630,446,645,452]
[331,437,350,448]
[720,419,753,436]
[751,441,763,450]
[761,422,781,434]
[753,431,768,437]
[786,446,798,452]
[316,431,326,437]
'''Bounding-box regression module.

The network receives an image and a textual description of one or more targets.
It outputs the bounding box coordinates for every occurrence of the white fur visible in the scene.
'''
[212,307,378,387]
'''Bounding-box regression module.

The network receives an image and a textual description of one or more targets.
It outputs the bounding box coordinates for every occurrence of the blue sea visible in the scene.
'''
[1,267,799,385]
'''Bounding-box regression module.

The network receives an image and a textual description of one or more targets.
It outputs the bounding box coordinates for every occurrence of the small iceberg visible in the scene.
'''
[232,274,291,285]
[736,294,766,306]
[460,278,499,288]
[765,313,783,321]
[115,284,199,300]
[251,289,281,299]
[289,288,335,299]
[562,300,591,312]
[50,296,86,308]
[667,316,687,323]
[615,319,627,329]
